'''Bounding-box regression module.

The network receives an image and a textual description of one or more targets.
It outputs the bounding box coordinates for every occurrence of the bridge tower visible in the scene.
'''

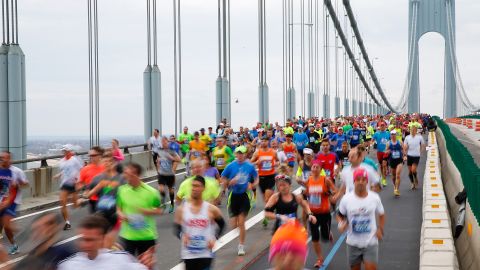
[408,0,457,117]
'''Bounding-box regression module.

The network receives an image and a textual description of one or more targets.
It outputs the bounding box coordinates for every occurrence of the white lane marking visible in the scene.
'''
[170,187,303,270]
[0,234,83,269]
[12,172,187,221]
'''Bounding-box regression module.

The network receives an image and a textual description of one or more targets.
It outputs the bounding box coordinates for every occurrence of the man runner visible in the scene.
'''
[158,136,181,213]
[404,126,425,190]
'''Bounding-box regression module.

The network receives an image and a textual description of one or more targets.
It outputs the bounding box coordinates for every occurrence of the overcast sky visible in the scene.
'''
[19,0,480,137]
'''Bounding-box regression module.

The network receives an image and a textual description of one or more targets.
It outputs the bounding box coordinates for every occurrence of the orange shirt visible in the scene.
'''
[305,175,330,214]
[189,140,206,160]
[79,163,105,200]
[283,143,296,163]
[257,148,276,176]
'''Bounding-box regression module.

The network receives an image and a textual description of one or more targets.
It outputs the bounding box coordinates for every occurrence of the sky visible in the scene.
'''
[17,0,480,137]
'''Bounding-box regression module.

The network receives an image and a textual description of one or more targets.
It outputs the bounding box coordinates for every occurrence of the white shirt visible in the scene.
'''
[339,191,385,248]
[58,156,83,186]
[149,136,161,154]
[404,134,424,157]
[58,249,148,270]
[9,166,28,204]
[340,164,380,193]
[276,150,287,164]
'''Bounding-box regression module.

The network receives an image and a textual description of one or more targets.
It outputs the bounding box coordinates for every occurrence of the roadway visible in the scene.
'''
[1,145,426,269]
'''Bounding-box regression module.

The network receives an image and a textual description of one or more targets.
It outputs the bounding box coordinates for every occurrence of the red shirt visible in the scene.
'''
[79,163,105,200]
[315,152,338,177]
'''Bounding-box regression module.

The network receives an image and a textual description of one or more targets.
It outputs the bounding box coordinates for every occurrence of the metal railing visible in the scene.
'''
[12,143,149,168]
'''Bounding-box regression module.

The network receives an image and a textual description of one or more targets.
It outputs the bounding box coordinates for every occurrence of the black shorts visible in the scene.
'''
[407,156,420,166]
[96,212,118,231]
[158,174,176,188]
[152,152,159,165]
[60,183,76,194]
[228,193,250,218]
[389,158,403,169]
[120,238,156,257]
[184,258,213,270]
[259,174,276,194]
[309,213,331,242]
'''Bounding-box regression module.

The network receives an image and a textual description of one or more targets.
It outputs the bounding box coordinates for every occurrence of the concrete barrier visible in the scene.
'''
[20,151,155,199]
[436,129,480,270]
[419,131,459,270]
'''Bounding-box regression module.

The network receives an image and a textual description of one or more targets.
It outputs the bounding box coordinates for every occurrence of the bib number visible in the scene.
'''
[128,214,147,230]
[217,158,225,167]
[187,235,207,253]
[309,194,321,207]
[261,161,272,171]
[97,195,116,212]
[352,219,371,234]
[392,150,401,159]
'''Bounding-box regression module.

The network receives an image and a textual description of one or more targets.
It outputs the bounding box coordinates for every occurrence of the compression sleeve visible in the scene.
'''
[214,216,226,239]
[174,223,182,239]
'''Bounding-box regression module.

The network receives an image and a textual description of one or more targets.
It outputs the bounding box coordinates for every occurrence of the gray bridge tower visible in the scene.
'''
[408,0,457,117]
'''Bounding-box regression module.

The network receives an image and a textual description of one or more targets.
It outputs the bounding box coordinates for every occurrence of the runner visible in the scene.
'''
[305,160,337,268]
[306,125,321,153]
[333,127,348,155]
[268,220,308,270]
[199,128,212,157]
[83,151,126,248]
[78,146,105,214]
[189,132,207,161]
[148,129,161,173]
[179,126,194,158]
[281,134,297,175]
[271,140,287,168]
[211,136,234,176]
[174,176,226,270]
[385,130,405,197]
[251,136,278,227]
[158,136,182,213]
[293,126,309,159]
[315,139,339,182]
[337,167,385,270]
[57,215,152,270]
[337,141,351,169]
[221,146,258,256]
[117,163,162,256]
[347,123,363,149]
[264,175,316,232]
[365,121,375,153]
[0,151,20,255]
[54,145,83,230]
[176,159,221,205]
[404,125,425,190]
[372,122,390,187]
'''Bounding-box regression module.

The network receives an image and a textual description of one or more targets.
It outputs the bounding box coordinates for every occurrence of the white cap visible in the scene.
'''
[303,148,313,155]
[390,130,397,135]
[61,144,73,152]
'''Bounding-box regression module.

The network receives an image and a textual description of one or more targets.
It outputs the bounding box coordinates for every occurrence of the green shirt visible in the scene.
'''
[117,182,161,241]
[177,176,221,202]
[343,124,352,133]
[178,133,194,153]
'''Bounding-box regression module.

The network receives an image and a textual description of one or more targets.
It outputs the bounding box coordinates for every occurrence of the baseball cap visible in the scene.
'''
[234,145,247,154]
[353,168,368,182]
[200,128,205,131]
[390,130,397,135]
[61,144,73,152]
[303,148,313,155]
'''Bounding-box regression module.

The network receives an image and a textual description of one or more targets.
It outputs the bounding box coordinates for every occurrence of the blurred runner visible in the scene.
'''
[78,146,105,213]
[157,136,181,213]
[148,129,161,173]
[268,220,308,270]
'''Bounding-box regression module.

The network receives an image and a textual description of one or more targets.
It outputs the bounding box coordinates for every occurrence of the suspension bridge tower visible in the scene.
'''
[407,0,457,117]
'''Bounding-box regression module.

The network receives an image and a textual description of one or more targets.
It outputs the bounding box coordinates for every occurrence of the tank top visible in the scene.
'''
[306,175,330,214]
[273,193,299,232]
[302,162,312,183]
[213,146,227,170]
[258,148,276,176]
[389,140,403,160]
[283,143,296,163]
[181,201,214,260]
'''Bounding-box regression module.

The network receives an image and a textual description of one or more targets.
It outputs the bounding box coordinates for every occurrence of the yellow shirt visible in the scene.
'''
[199,134,212,150]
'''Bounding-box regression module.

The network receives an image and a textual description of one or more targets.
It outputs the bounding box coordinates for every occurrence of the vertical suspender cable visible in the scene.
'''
[153,0,157,66]
[227,0,231,123]
[87,0,93,147]
[94,0,99,145]
[5,0,8,44]
[314,0,318,116]
[282,0,286,123]
[334,0,339,100]
[300,0,304,117]
[178,0,183,130]
[14,0,17,43]
[9,0,13,43]
[173,0,178,134]
[147,0,151,66]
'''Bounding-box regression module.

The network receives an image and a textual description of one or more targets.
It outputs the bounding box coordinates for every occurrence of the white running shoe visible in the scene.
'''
[237,244,246,256]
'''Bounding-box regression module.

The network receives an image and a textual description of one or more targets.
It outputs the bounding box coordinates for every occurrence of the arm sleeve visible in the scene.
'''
[225,147,235,163]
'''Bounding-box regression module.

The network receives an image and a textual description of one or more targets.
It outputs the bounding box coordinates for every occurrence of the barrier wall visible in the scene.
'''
[419,131,459,270]
[436,128,480,270]
[20,151,155,199]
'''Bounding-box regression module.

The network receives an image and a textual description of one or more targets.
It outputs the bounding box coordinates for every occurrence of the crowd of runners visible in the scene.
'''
[0,113,438,270]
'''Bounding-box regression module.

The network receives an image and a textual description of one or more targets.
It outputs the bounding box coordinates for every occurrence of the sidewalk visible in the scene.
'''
[17,166,186,215]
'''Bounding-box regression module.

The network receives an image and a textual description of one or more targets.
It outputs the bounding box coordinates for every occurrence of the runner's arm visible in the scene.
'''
[225,147,235,163]
[173,206,183,239]
[264,194,279,220]
[210,205,226,238]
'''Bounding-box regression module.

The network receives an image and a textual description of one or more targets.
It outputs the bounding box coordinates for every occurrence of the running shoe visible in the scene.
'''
[63,223,71,231]
[169,204,175,214]
[262,218,269,228]
[314,258,324,268]
[8,244,18,255]
[394,189,400,197]
[381,177,387,187]
[238,244,246,256]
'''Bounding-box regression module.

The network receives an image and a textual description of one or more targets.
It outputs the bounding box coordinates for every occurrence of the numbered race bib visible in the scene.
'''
[187,235,207,253]
[325,170,331,177]
[352,218,371,234]
[280,213,297,225]
[217,158,225,167]
[309,194,321,207]
[193,151,201,158]
[160,160,170,170]
[261,161,273,171]
[128,214,147,230]
[97,195,116,212]
[310,137,315,143]
[353,135,359,140]
[392,150,401,159]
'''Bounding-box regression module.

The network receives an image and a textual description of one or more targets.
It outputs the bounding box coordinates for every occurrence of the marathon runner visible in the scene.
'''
[347,123,363,148]
[315,139,339,181]
[211,136,234,176]
[157,136,181,213]
[306,124,321,153]
[221,146,258,256]
[176,159,221,205]
[55,145,83,231]
[372,122,390,187]
[268,220,308,270]
[78,146,105,213]
[337,167,385,270]
[189,132,207,161]
[281,134,297,174]
[385,130,405,197]
[174,175,226,270]
[404,125,425,190]
[293,126,309,158]
[148,129,161,173]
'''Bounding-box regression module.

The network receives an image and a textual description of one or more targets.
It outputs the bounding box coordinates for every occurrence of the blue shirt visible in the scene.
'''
[0,168,13,200]
[250,130,259,139]
[209,133,217,148]
[334,134,348,152]
[373,131,390,152]
[347,129,363,145]
[168,142,181,155]
[293,132,309,150]
[221,160,258,194]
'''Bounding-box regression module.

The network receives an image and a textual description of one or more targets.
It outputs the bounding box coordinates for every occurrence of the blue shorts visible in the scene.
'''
[0,203,17,217]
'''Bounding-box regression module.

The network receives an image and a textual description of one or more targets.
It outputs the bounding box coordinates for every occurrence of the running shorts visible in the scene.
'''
[152,152,159,166]
[389,158,403,169]
[376,152,387,163]
[347,244,378,266]
[120,238,156,257]
[309,213,331,242]
[0,203,17,217]
[184,258,213,270]
[407,156,420,166]
[259,174,276,194]
[60,183,76,194]
[158,174,176,188]
[228,192,250,218]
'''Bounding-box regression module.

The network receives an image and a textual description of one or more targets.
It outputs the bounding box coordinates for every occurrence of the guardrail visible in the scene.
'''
[12,143,149,168]
[434,116,480,224]
[419,131,459,269]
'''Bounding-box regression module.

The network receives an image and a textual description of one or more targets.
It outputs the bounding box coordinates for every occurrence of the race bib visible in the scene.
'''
[160,160,170,170]
[352,218,371,234]
[325,170,331,177]
[302,171,311,182]
[217,158,225,167]
[353,135,359,140]
[392,150,401,159]
[187,235,207,253]
[261,161,273,171]
[310,137,315,143]
[128,214,147,230]
[193,151,201,158]
[309,194,321,207]
[97,195,116,211]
